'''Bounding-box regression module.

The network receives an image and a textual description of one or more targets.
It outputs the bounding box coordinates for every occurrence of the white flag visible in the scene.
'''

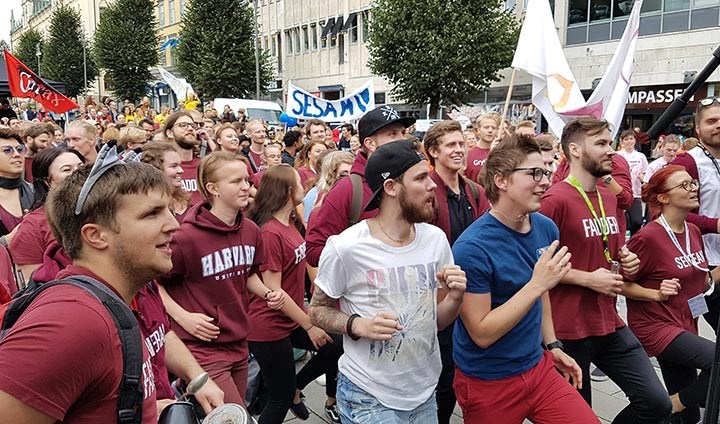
[512,0,585,137]
[561,0,642,138]
[157,66,195,102]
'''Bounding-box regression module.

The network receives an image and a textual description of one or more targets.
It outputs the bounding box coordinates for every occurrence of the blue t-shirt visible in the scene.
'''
[452,212,559,380]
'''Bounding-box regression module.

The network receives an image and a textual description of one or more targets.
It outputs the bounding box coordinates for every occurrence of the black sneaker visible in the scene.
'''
[590,367,609,382]
[325,403,341,423]
[289,395,309,420]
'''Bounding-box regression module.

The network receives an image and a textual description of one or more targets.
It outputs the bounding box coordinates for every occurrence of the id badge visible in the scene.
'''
[688,293,709,319]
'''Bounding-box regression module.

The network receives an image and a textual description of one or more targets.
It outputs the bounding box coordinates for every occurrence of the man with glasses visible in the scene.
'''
[452,135,597,423]
[163,111,203,204]
[539,117,672,423]
[672,96,720,333]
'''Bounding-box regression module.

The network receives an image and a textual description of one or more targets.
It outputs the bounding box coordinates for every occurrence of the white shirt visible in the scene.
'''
[618,149,648,198]
[315,221,453,410]
[643,157,669,183]
[689,147,720,265]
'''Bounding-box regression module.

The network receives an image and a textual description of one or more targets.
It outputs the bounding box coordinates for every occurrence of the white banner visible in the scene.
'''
[286,80,375,122]
[157,66,195,102]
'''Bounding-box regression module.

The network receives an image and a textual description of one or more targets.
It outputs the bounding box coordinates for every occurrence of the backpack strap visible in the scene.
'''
[349,174,363,226]
[462,177,481,204]
[1,276,144,424]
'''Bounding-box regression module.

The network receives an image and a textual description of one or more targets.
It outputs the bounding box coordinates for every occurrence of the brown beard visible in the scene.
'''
[176,137,199,150]
[398,186,434,223]
[582,154,612,178]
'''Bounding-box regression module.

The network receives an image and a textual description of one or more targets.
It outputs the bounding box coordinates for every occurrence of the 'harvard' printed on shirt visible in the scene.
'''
[201,245,256,278]
[582,216,620,238]
[144,323,166,357]
[294,241,306,265]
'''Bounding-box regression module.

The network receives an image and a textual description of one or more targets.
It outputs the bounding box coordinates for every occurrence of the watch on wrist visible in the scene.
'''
[545,340,564,351]
[604,175,613,185]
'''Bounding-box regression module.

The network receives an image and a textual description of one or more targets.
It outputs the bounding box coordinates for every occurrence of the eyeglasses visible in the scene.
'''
[662,179,699,193]
[698,97,720,109]
[176,122,198,130]
[0,145,27,156]
[512,167,552,182]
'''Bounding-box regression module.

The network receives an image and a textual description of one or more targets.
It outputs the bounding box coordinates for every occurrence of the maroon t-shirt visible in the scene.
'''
[24,156,33,183]
[540,181,626,340]
[9,206,54,266]
[159,203,263,351]
[297,166,317,189]
[252,169,266,189]
[181,156,203,205]
[247,149,266,172]
[0,265,157,423]
[134,282,174,400]
[248,218,306,342]
[464,147,490,184]
[626,221,708,356]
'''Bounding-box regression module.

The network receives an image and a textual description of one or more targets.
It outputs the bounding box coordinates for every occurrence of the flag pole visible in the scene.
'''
[501,68,517,125]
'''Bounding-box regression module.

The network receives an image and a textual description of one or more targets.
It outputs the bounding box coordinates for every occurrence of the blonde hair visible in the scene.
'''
[316,151,355,194]
[69,119,98,139]
[102,127,120,144]
[197,151,248,201]
[118,126,147,148]
[476,111,502,127]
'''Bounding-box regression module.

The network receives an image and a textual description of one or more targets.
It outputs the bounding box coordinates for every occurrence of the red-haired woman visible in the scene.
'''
[623,165,720,423]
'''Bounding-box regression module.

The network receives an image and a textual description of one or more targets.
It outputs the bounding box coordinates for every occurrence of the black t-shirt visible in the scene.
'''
[448,185,474,244]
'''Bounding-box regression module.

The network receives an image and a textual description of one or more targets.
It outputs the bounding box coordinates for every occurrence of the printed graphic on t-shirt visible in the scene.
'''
[294,241,306,265]
[142,356,155,400]
[472,158,487,167]
[181,178,198,193]
[582,216,620,238]
[675,250,706,270]
[144,323,166,358]
[364,262,440,362]
[201,245,256,280]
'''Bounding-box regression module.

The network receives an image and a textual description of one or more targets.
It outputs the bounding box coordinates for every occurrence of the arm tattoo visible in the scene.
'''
[308,286,351,334]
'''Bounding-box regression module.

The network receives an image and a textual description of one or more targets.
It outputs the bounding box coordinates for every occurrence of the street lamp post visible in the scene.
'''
[35,42,41,76]
[253,0,260,99]
[81,33,88,91]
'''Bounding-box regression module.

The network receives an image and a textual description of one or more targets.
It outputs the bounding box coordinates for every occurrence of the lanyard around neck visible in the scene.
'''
[658,215,709,273]
[697,143,720,181]
[566,175,612,263]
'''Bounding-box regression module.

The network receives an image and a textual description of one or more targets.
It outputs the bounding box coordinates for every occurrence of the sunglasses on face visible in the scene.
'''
[698,97,720,109]
[0,145,27,156]
[662,179,699,193]
[512,167,552,182]
[176,122,198,130]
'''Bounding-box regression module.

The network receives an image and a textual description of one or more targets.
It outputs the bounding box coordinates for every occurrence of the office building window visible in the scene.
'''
[361,10,371,42]
[320,20,328,48]
[303,26,309,52]
[272,34,277,56]
[311,24,318,50]
[180,0,185,17]
[169,0,175,24]
[567,0,718,44]
[286,30,292,55]
[294,27,301,54]
[348,13,359,43]
[158,1,164,26]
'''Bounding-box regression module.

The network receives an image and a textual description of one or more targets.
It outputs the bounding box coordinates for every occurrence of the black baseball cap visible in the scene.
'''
[358,106,416,142]
[364,139,426,211]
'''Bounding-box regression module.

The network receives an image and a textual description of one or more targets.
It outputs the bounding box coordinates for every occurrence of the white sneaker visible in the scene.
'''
[203,403,249,424]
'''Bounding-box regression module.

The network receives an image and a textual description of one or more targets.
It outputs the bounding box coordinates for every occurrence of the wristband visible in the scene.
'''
[545,340,564,351]
[264,290,272,301]
[346,314,361,341]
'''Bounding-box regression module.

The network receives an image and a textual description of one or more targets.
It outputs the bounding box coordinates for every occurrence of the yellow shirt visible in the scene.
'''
[184,99,199,110]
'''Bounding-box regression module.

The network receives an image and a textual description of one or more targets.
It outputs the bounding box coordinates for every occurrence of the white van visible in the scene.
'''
[213,98,283,127]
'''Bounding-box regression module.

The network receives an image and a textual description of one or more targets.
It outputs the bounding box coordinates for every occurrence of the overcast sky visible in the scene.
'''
[1,1,24,47]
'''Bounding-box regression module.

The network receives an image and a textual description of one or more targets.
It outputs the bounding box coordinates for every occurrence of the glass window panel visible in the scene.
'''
[169,0,175,24]
[641,0,662,12]
[303,27,309,52]
[294,28,301,53]
[566,25,588,44]
[694,0,719,8]
[639,14,662,33]
[614,0,635,17]
[611,18,628,38]
[691,6,718,28]
[665,0,690,11]
[662,11,690,31]
[312,25,318,50]
[590,0,612,20]
[569,0,589,24]
[588,22,611,40]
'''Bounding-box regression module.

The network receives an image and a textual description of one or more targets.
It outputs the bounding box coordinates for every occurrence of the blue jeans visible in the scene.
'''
[336,373,438,423]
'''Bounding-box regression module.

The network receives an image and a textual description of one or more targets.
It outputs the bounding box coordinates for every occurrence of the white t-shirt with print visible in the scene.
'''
[315,221,453,411]
[618,149,648,198]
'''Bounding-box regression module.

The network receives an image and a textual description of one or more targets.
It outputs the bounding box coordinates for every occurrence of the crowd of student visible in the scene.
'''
[0,96,717,424]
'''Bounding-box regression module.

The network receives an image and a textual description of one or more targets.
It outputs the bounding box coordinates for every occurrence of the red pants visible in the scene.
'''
[454,351,599,424]
[188,340,248,405]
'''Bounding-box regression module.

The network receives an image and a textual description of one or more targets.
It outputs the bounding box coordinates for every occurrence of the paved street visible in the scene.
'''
[275,297,717,423]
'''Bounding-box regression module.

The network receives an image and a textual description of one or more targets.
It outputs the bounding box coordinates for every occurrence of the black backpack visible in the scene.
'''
[0,276,144,424]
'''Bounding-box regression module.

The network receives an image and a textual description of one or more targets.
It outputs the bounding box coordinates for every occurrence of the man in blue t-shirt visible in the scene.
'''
[452,135,599,423]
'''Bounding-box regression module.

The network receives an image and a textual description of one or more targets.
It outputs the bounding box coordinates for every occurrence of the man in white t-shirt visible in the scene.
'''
[616,129,648,234]
[309,139,467,423]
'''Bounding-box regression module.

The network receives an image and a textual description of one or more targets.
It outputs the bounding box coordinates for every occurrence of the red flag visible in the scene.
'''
[3,50,79,114]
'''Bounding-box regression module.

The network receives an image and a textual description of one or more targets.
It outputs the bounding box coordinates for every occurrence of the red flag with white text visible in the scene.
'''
[3,50,79,114]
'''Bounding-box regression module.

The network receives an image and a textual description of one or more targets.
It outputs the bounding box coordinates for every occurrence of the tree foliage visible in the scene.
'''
[0,40,10,53]
[368,0,519,115]
[42,5,98,97]
[13,29,44,75]
[94,0,158,102]
[177,0,273,100]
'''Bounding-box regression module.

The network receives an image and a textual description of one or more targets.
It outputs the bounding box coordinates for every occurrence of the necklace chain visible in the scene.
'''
[377,219,413,243]
[491,208,528,223]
